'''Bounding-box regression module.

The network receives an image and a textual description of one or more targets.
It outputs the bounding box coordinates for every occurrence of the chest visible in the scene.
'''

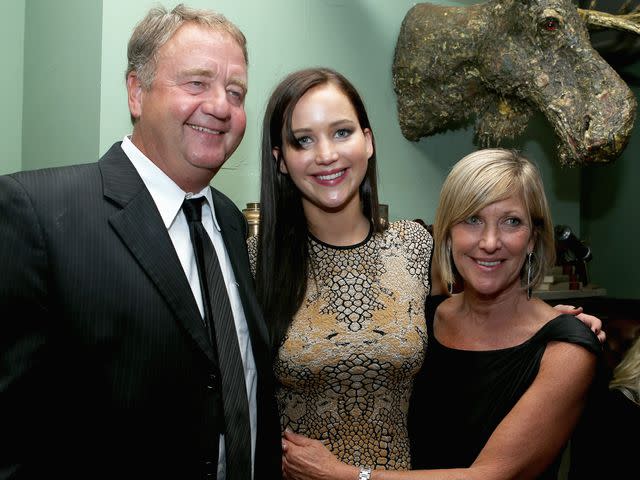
[275,239,429,387]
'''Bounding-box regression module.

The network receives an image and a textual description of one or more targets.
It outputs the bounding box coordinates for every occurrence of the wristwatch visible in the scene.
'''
[358,467,372,480]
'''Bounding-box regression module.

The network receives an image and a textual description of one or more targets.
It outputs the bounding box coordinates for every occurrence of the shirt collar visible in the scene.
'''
[121,135,222,231]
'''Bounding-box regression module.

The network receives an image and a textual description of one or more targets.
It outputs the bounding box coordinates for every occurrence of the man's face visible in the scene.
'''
[128,23,247,192]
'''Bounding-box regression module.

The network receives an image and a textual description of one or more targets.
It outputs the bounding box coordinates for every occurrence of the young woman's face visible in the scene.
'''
[277,83,373,216]
[450,195,535,298]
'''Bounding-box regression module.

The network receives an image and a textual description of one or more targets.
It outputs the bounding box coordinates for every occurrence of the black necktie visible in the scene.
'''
[182,197,251,480]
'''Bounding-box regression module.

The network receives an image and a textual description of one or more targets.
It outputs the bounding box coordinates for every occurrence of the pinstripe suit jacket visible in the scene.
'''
[0,143,281,479]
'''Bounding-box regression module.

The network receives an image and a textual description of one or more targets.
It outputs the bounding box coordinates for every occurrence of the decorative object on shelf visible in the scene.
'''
[392,0,637,166]
[534,224,604,299]
[554,224,593,287]
[241,202,260,238]
[379,203,389,228]
[537,265,576,292]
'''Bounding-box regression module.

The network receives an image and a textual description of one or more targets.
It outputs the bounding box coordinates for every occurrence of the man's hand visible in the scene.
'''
[554,304,606,344]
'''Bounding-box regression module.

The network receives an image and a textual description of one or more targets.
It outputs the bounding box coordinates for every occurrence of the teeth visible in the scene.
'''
[189,124,221,134]
[477,260,500,267]
[317,171,344,181]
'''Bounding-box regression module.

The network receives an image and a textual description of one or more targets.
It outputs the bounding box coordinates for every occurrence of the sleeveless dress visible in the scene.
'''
[409,296,601,479]
[248,220,433,470]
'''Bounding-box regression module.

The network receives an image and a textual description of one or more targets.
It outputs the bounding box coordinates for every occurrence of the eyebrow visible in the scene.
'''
[178,69,247,92]
[292,118,356,134]
[229,77,248,93]
[179,68,214,79]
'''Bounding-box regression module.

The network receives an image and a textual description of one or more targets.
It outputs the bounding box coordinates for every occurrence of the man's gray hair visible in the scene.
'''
[125,3,247,89]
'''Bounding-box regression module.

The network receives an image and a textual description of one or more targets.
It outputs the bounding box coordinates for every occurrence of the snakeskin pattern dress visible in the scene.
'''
[248,220,432,470]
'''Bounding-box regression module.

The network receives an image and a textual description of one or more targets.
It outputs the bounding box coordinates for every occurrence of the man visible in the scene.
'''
[0,4,280,479]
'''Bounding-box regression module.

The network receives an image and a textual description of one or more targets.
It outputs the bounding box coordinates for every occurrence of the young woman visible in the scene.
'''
[248,67,437,470]
[280,149,601,480]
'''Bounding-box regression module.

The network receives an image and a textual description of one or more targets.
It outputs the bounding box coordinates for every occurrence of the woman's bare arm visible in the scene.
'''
[283,342,596,480]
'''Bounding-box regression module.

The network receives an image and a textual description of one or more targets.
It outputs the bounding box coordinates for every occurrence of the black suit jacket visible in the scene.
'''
[0,143,281,479]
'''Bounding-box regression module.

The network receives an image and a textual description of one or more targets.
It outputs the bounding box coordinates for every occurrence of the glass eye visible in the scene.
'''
[541,17,559,31]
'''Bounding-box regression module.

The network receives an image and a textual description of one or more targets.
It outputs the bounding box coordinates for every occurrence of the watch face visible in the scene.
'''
[358,468,372,480]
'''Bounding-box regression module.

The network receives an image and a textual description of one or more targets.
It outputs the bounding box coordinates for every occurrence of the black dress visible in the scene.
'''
[409,296,601,478]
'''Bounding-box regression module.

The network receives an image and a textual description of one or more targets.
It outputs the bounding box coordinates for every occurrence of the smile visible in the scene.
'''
[188,124,222,135]
[316,170,345,181]
[476,260,501,267]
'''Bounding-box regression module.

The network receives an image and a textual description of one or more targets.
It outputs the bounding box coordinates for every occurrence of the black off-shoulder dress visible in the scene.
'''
[409,296,601,479]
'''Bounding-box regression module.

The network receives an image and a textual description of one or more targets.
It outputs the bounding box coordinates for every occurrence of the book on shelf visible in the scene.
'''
[536,281,578,291]
[542,274,570,284]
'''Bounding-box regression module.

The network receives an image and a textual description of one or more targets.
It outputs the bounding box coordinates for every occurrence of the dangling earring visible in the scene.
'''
[447,240,454,295]
[526,251,533,300]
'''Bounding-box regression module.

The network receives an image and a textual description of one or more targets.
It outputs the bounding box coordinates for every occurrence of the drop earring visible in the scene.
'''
[526,251,533,300]
[447,240,454,295]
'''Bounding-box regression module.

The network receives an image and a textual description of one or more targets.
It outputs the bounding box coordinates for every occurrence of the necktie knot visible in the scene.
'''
[182,197,205,223]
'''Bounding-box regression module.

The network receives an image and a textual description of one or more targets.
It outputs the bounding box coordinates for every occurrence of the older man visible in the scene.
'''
[0,4,280,479]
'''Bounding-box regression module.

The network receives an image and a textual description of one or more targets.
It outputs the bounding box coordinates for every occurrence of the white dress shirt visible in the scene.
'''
[122,136,257,480]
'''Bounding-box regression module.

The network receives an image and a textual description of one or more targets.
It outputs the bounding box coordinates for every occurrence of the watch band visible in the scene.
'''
[358,467,372,480]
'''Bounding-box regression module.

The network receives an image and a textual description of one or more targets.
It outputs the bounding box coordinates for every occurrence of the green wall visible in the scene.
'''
[1,0,25,175]
[581,63,640,299]
[21,0,102,171]
[99,0,451,224]
[3,0,637,298]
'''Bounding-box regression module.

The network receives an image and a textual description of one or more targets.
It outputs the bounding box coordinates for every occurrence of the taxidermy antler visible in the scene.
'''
[579,1,640,34]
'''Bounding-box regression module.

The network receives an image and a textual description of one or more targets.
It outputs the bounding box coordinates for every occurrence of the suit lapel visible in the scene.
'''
[100,144,216,363]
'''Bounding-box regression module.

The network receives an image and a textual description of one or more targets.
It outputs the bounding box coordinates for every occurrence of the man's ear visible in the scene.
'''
[127,72,143,121]
[273,148,288,174]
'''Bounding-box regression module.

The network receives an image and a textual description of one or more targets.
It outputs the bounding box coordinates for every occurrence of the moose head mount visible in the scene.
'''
[392,0,638,166]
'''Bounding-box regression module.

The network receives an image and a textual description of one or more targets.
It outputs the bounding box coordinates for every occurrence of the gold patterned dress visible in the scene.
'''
[247,220,432,470]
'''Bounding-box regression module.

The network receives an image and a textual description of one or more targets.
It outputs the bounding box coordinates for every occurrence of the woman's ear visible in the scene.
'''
[528,231,537,254]
[363,128,374,160]
[273,147,288,174]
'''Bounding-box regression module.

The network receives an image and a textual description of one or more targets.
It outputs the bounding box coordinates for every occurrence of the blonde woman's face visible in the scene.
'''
[450,195,535,298]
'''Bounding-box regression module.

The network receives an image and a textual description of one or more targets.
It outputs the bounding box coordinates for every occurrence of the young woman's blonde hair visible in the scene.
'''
[609,335,640,404]
[433,148,555,292]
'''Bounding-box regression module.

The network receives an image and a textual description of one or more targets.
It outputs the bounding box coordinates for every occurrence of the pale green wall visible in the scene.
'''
[0,0,25,175]
[22,0,102,171]
[99,0,450,224]
[5,0,637,298]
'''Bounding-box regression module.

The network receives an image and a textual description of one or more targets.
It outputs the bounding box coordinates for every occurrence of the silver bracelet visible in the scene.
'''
[358,467,372,480]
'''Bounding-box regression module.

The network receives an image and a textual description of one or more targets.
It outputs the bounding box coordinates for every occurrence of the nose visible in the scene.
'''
[479,224,501,252]
[201,86,231,120]
[315,138,339,164]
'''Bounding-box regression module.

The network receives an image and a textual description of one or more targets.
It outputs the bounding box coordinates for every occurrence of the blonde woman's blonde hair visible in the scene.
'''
[610,335,640,405]
[433,148,555,292]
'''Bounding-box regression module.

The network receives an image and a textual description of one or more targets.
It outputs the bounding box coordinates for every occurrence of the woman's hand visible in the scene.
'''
[554,304,606,344]
[281,429,359,480]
